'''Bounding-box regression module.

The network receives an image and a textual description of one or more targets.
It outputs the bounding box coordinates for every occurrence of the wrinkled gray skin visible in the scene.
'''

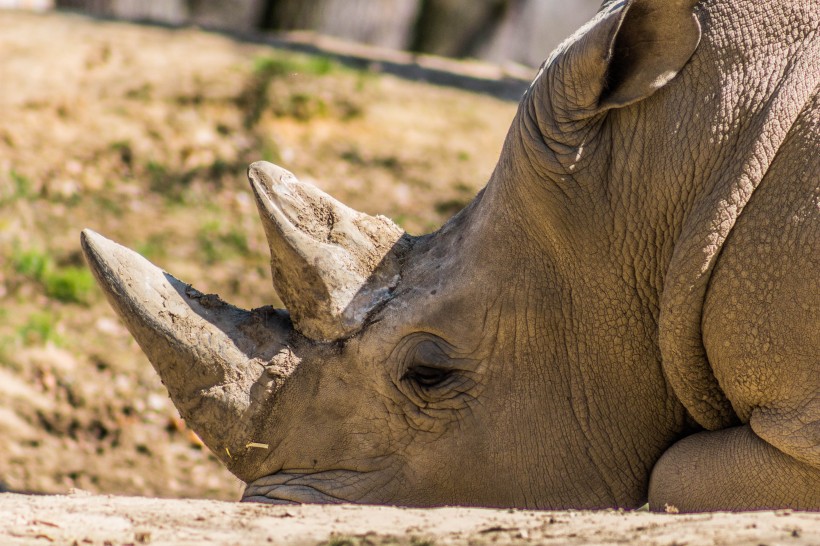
[82,0,820,511]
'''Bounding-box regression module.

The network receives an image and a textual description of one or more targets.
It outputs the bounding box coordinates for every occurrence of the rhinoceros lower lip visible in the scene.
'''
[242,470,376,505]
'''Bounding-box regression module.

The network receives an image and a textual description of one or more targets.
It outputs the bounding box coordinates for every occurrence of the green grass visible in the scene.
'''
[42,266,95,304]
[280,92,329,121]
[146,160,185,199]
[144,157,249,204]
[18,311,62,346]
[11,169,33,199]
[252,54,338,78]
[260,137,282,163]
[239,53,352,128]
[13,248,49,279]
[12,247,95,305]
[197,219,250,264]
[1,169,34,204]
[109,140,134,168]
[136,234,168,261]
[125,82,153,101]
[324,537,358,546]
[434,198,469,217]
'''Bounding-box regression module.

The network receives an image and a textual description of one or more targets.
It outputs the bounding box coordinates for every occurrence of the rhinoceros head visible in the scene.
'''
[83,0,704,508]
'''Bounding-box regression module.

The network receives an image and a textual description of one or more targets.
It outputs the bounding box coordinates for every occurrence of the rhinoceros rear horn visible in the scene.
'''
[248,161,411,341]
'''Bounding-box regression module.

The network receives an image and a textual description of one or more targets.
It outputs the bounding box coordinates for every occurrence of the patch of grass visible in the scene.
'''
[98,193,125,215]
[1,130,15,148]
[373,155,401,172]
[42,266,95,304]
[125,82,153,101]
[208,158,234,180]
[0,335,17,367]
[434,198,470,217]
[340,148,364,165]
[319,534,434,546]
[11,169,33,199]
[12,247,95,304]
[13,248,49,279]
[274,92,363,122]
[253,55,337,78]
[321,537,371,546]
[222,228,249,254]
[454,182,474,194]
[391,213,408,229]
[1,169,34,204]
[110,140,134,168]
[260,138,282,164]
[0,310,11,360]
[136,234,167,261]
[279,92,328,121]
[197,219,250,264]
[145,157,246,203]
[354,70,375,93]
[340,150,401,172]
[323,537,355,546]
[146,160,193,203]
[18,311,62,346]
[146,159,171,192]
[239,54,348,128]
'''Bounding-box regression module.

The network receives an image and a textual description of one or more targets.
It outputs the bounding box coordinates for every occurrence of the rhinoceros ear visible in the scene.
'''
[248,162,412,341]
[548,0,701,112]
[601,0,701,108]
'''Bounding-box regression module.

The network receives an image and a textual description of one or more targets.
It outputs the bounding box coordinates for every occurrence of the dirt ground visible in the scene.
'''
[0,9,818,546]
[1,491,818,545]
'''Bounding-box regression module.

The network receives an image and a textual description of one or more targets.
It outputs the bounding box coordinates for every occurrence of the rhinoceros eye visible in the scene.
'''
[403,340,452,389]
[406,365,451,388]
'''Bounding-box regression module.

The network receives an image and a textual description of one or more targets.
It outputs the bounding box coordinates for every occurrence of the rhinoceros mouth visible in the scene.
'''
[242,469,379,504]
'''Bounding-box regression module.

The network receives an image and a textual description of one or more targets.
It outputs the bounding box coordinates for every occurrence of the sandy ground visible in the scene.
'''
[0,10,818,546]
[0,492,817,545]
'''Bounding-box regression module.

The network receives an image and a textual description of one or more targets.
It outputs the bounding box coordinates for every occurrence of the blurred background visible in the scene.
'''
[3,0,600,67]
[0,0,598,500]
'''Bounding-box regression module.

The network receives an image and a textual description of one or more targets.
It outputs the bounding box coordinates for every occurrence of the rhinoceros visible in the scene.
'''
[81,0,819,511]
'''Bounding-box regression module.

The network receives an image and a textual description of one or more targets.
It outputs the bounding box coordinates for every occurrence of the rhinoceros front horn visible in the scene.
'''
[80,229,297,480]
[247,161,410,341]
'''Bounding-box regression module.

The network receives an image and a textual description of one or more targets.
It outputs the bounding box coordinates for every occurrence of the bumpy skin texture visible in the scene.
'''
[83,0,820,511]
[651,93,820,511]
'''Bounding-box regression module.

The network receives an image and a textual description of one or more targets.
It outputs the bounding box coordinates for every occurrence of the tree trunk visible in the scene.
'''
[56,0,265,30]
[477,0,601,66]
[55,0,187,24]
[188,0,266,32]
[412,0,600,66]
[263,0,421,50]
[411,0,507,58]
